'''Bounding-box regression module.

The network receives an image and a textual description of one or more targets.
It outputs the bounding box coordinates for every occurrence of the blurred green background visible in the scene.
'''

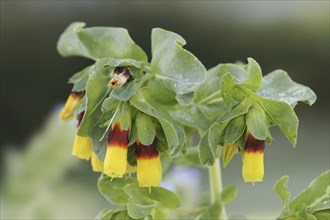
[1,1,329,219]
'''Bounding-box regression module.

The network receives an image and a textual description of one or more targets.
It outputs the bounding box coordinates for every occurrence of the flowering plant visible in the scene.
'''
[58,22,328,220]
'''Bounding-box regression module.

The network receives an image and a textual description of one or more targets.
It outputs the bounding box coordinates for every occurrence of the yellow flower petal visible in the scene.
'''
[60,92,82,122]
[91,152,104,172]
[137,156,162,187]
[104,146,127,178]
[242,151,264,182]
[72,135,92,160]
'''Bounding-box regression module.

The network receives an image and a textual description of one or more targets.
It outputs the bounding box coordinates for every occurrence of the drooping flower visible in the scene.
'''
[60,91,83,122]
[242,132,265,183]
[135,140,162,187]
[91,152,104,172]
[72,111,92,160]
[104,117,129,178]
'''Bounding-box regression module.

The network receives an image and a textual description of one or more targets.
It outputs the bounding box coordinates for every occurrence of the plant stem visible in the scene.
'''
[208,158,227,220]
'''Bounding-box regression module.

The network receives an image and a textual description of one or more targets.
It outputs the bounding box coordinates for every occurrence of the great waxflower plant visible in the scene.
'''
[57,22,327,220]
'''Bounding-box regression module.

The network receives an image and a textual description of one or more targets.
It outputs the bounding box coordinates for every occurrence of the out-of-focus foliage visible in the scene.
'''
[274,171,330,220]
[1,112,106,219]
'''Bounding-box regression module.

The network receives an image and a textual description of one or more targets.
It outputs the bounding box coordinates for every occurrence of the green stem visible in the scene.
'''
[208,158,227,220]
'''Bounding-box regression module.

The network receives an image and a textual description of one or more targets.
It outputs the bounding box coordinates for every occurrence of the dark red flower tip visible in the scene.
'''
[107,123,129,148]
[71,91,83,98]
[136,140,159,160]
[244,132,265,153]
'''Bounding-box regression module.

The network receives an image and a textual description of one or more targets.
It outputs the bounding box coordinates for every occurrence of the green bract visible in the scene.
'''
[58,22,318,220]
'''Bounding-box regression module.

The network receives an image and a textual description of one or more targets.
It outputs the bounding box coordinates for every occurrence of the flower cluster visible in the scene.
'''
[60,68,162,188]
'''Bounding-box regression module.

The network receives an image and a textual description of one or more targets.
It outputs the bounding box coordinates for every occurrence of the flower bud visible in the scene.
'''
[223,142,238,167]
[60,91,83,122]
[104,118,129,178]
[108,67,131,89]
[136,140,162,187]
[242,132,265,183]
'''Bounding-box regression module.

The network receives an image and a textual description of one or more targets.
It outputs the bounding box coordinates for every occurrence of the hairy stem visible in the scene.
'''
[208,158,227,220]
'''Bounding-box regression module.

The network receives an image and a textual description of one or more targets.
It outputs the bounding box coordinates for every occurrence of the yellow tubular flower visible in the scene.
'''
[60,92,83,122]
[242,132,265,183]
[72,111,92,160]
[104,119,129,178]
[91,152,104,172]
[136,140,162,187]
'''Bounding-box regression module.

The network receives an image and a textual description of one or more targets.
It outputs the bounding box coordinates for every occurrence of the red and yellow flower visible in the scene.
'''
[135,140,162,187]
[60,91,83,122]
[242,132,265,183]
[104,117,129,178]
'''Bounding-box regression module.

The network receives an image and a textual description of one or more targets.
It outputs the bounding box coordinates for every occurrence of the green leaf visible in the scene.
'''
[69,65,92,92]
[194,62,246,102]
[217,98,253,123]
[221,186,238,205]
[90,111,112,161]
[78,26,147,61]
[98,176,134,204]
[57,22,148,61]
[220,73,236,105]
[127,199,153,219]
[77,59,111,137]
[242,57,262,92]
[198,130,215,166]
[150,28,207,104]
[257,70,317,107]
[95,208,113,220]
[57,22,90,59]
[224,115,246,144]
[209,123,228,157]
[313,209,330,220]
[199,194,222,220]
[289,170,330,213]
[257,97,298,146]
[136,112,156,145]
[274,175,291,214]
[246,103,268,140]
[170,105,212,130]
[130,89,185,156]
[125,183,181,209]
[105,58,147,70]
[101,96,121,112]
[111,210,135,220]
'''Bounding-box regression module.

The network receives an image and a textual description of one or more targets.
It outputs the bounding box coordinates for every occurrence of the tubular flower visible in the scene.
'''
[104,118,129,178]
[72,111,93,160]
[91,152,104,172]
[242,132,265,183]
[60,91,83,122]
[136,140,162,187]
